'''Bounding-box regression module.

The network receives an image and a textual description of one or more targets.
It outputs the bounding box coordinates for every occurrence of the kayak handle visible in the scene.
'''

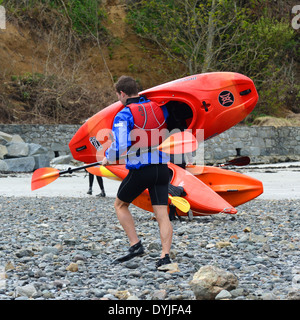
[202,101,209,112]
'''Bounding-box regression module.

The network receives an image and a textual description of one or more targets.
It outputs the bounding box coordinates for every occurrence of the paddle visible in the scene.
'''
[31,131,198,191]
[168,195,190,213]
[185,156,250,175]
[217,156,250,167]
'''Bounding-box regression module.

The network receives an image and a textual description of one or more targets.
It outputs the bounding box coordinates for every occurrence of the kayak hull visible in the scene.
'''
[190,166,263,207]
[69,72,258,164]
[88,164,263,216]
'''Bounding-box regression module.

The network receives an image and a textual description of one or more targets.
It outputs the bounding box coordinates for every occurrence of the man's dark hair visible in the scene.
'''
[115,76,139,96]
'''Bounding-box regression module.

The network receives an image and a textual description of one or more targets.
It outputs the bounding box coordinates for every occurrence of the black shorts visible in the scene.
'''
[117,164,169,205]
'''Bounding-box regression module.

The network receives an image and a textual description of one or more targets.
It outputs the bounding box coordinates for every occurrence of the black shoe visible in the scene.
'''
[97,190,106,197]
[113,241,144,264]
[156,254,171,269]
[87,188,92,195]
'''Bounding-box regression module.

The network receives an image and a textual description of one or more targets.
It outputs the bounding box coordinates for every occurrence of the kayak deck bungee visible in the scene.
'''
[69,72,258,164]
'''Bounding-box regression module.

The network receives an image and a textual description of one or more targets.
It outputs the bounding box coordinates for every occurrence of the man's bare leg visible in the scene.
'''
[114,197,139,246]
[153,205,173,258]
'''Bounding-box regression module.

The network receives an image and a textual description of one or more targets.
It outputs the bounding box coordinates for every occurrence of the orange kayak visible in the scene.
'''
[69,72,258,163]
[187,165,263,207]
[88,163,263,216]
[89,163,238,216]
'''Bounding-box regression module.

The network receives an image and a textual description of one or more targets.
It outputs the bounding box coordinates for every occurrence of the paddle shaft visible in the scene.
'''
[58,132,198,176]
[59,146,158,176]
[60,162,102,175]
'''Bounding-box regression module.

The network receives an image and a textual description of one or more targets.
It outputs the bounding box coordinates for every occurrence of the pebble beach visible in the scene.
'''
[0,166,300,301]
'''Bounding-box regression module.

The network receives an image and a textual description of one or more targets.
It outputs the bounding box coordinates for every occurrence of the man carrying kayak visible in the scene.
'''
[102,75,173,268]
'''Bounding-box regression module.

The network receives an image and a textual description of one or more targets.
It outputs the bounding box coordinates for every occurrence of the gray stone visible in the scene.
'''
[16,284,37,298]
[28,143,48,156]
[6,142,29,158]
[215,289,232,300]
[41,246,60,256]
[190,265,239,300]
[11,134,25,143]
[0,160,8,171]
[50,155,72,165]
[0,145,8,159]
[51,142,69,153]
[3,156,35,172]
[16,249,34,258]
[0,131,12,142]
[33,154,50,169]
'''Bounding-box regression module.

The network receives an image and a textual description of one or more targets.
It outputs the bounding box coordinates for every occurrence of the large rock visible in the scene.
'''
[15,284,37,298]
[28,143,48,156]
[0,131,13,143]
[33,154,50,170]
[3,157,35,172]
[10,134,25,143]
[6,142,29,158]
[51,155,72,165]
[28,143,50,169]
[0,145,8,159]
[190,265,239,300]
[0,160,9,171]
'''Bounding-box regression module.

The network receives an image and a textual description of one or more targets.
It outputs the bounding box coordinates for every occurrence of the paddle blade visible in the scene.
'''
[227,156,250,166]
[86,165,121,181]
[169,195,190,213]
[158,131,198,154]
[221,156,250,167]
[31,167,60,191]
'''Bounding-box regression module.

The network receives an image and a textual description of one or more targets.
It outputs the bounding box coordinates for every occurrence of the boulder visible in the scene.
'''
[0,131,13,143]
[11,134,25,143]
[51,155,72,165]
[0,145,8,159]
[28,143,50,169]
[28,143,48,156]
[6,142,29,158]
[15,284,37,298]
[190,265,239,300]
[3,157,35,172]
[0,160,9,171]
[33,154,50,170]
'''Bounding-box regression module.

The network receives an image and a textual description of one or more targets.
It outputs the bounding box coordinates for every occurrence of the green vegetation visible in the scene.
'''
[1,0,299,123]
[3,0,107,38]
[127,0,299,118]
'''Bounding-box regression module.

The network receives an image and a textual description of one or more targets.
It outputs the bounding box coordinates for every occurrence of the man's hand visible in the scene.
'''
[102,157,109,166]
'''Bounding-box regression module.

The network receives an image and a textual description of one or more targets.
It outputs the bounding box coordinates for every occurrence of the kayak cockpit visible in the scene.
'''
[164,100,194,132]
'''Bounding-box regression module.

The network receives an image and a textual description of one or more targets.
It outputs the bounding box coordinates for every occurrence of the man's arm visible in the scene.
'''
[103,108,133,165]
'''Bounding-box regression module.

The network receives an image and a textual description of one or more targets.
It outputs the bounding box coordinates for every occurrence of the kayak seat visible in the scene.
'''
[165,101,193,132]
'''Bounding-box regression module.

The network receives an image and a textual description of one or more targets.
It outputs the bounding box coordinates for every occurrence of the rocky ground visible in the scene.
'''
[0,195,299,301]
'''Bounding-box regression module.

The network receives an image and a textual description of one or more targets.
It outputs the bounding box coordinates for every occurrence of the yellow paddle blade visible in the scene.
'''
[31,167,60,191]
[169,195,190,213]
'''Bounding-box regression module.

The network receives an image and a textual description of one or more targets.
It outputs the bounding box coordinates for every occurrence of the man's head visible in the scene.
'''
[115,76,139,105]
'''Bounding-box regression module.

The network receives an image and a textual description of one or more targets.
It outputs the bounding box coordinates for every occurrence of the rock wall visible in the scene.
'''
[204,126,300,164]
[0,124,299,172]
[0,124,80,159]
